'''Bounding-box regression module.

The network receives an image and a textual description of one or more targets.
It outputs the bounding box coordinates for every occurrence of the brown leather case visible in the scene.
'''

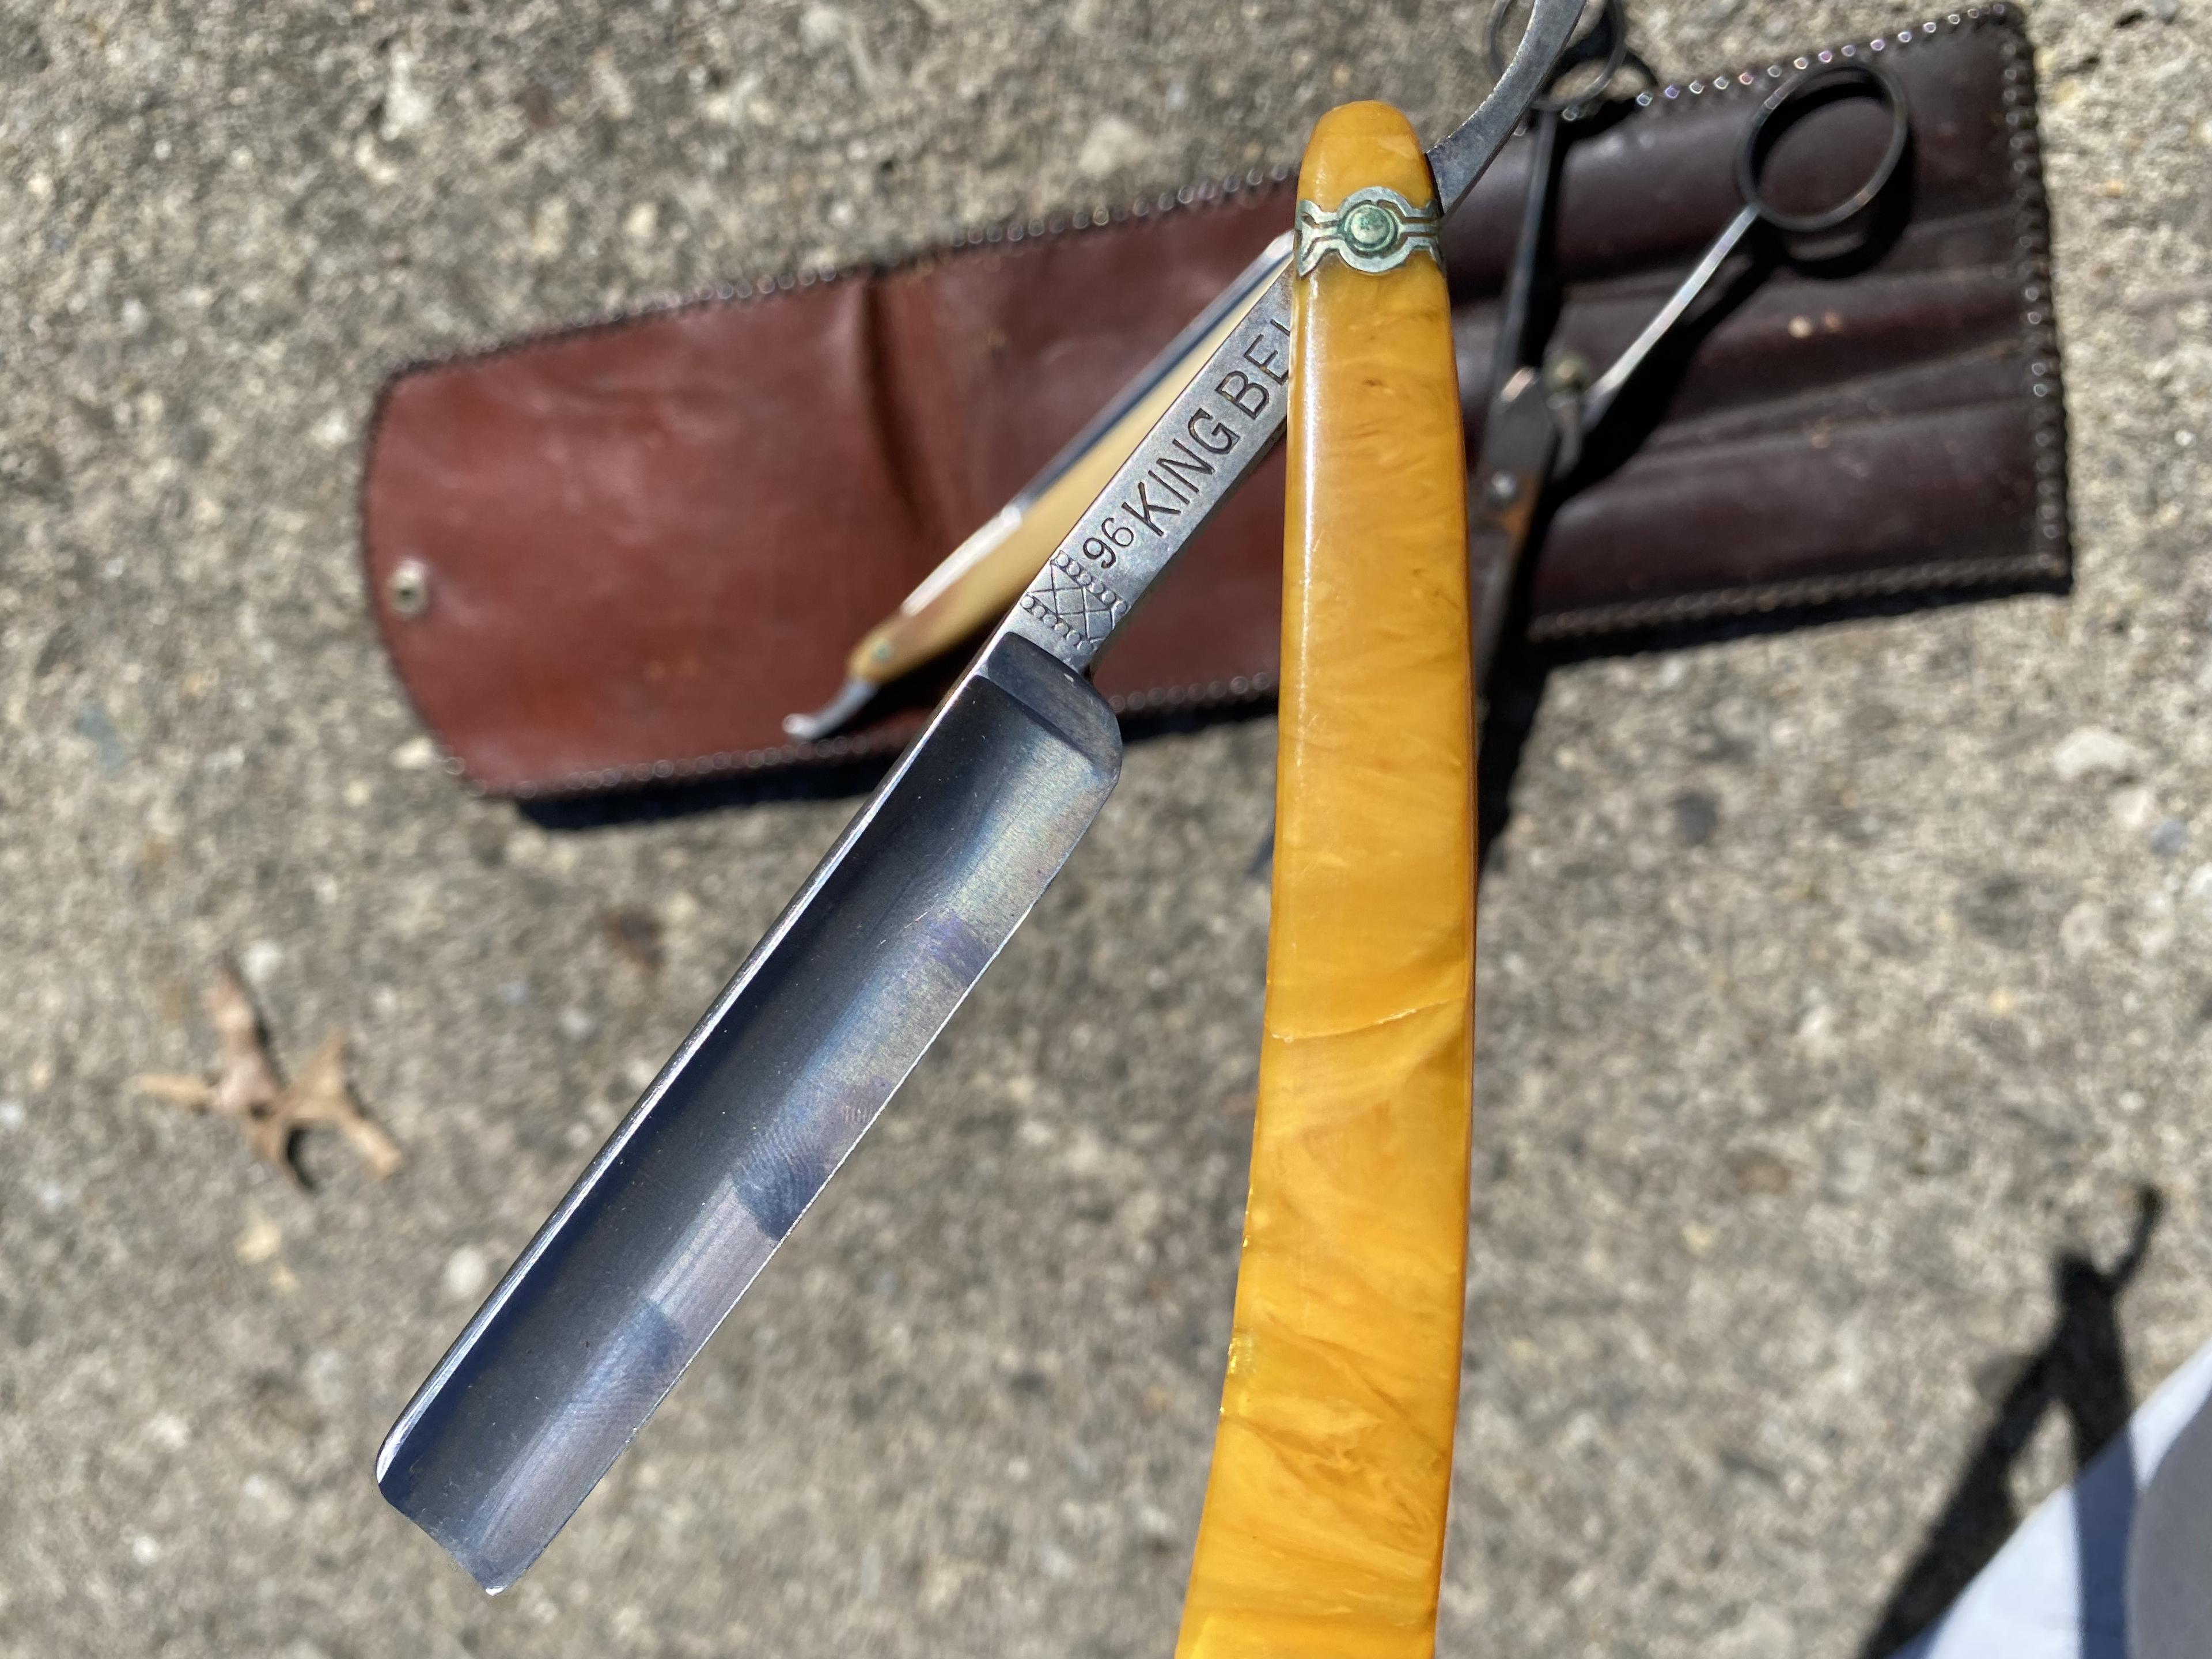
[362,5,2064,799]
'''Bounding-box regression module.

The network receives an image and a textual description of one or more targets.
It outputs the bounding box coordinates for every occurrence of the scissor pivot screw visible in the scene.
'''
[1484,469,1521,507]
[1544,351,1592,394]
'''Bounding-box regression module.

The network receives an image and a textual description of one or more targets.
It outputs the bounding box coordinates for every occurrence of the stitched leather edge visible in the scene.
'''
[373,5,2067,799]
[363,169,1302,389]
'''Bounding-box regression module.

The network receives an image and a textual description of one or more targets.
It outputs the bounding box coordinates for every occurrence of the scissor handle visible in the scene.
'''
[1738,61,1910,236]
[1484,0,1630,119]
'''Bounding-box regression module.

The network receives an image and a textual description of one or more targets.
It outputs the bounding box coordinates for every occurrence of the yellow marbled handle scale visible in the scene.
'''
[1175,103,1475,1659]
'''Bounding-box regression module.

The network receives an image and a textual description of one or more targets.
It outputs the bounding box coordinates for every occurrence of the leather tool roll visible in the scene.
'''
[361,6,2065,799]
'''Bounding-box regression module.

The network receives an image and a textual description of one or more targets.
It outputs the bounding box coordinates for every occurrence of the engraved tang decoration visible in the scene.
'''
[1173,103,1476,1659]
[376,0,1583,1594]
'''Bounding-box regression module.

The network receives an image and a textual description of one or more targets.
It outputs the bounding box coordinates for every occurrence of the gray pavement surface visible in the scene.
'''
[2,1,2209,1654]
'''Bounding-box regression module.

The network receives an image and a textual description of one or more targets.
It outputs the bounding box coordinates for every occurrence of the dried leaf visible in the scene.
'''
[204,968,282,1120]
[278,1034,403,1180]
[131,1073,214,1108]
[138,965,402,1185]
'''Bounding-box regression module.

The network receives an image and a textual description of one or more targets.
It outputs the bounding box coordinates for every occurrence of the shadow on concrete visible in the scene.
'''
[1859,1184,2164,1659]
[519,571,2063,858]
[518,751,904,831]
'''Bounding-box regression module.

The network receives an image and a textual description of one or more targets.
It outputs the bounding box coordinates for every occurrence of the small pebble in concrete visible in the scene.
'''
[442,1245,490,1303]
[1726,1148,1794,1196]
[1671,789,1719,847]
[2061,899,2109,959]
[2051,725,2141,782]
[2112,784,2158,832]
[2184,863,2212,914]
[71,698,129,777]
[234,1215,281,1265]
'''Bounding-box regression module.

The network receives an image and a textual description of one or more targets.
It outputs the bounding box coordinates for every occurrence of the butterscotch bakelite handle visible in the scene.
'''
[1174,103,1476,1659]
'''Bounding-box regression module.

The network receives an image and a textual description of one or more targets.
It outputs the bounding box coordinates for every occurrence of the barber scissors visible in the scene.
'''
[1469,30,1911,673]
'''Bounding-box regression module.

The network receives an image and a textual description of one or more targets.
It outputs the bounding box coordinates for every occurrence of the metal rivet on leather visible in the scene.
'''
[387,559,431,619]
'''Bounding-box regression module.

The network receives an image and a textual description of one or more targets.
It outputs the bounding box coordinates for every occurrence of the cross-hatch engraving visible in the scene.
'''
[1022,552,1128,646]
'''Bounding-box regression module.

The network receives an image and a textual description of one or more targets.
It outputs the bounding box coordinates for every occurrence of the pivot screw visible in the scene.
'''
[1340,200,1397,256]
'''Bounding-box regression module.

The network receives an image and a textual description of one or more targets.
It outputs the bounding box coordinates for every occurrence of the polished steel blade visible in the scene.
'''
[377,636,1119,1590]
[379,0,1580,1590]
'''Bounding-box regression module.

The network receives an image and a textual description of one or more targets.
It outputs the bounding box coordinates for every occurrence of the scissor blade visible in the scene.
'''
[1468,366,1563,676]
[377,635,1119,1591]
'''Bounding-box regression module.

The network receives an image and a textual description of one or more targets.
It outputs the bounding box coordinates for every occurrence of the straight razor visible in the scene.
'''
[377,0,1583,1590]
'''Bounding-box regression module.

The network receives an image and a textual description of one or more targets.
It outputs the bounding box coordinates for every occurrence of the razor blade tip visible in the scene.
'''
[782,676,878,743]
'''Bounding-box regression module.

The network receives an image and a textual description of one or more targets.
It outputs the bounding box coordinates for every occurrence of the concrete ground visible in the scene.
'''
[2,1,2209,1654]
